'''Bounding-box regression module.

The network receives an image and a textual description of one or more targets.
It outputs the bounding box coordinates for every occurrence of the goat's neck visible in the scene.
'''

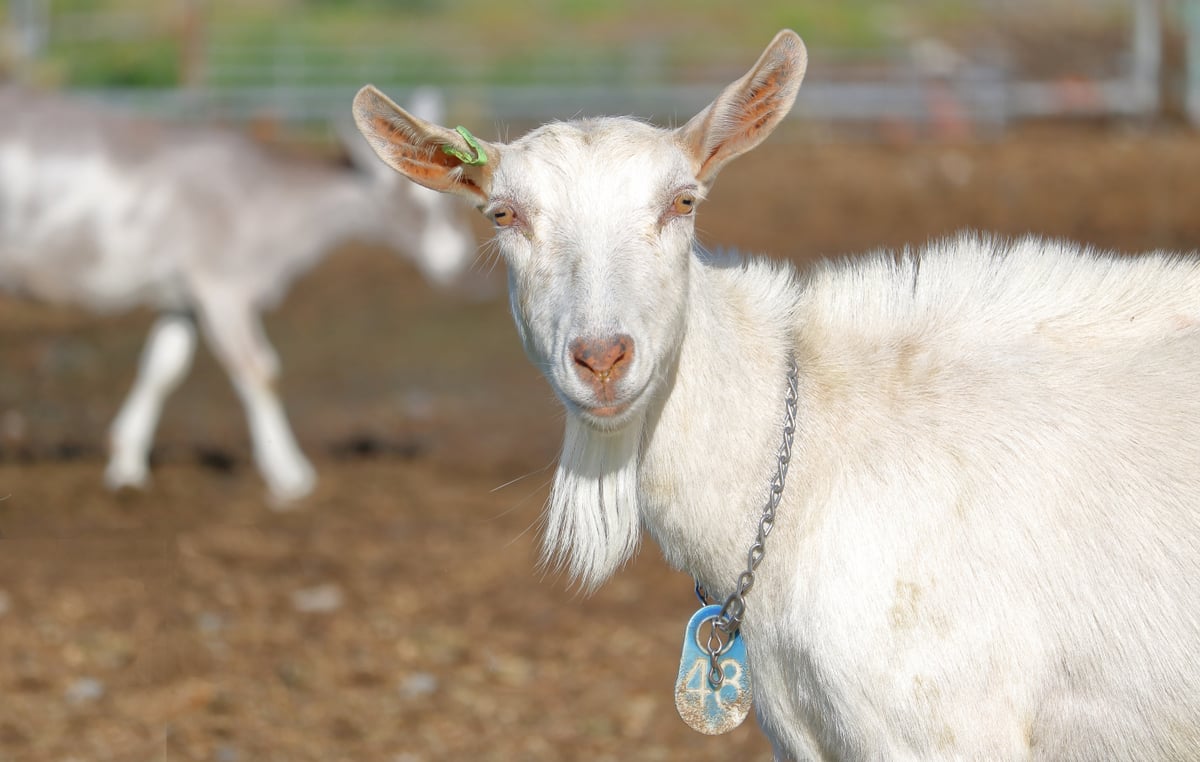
[638,254,799,601]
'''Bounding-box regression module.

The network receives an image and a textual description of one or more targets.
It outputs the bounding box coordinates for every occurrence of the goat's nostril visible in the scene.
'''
[570,335,635,383]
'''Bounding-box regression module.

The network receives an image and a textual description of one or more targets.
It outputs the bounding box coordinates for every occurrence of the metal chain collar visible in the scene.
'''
[695,355,799,687]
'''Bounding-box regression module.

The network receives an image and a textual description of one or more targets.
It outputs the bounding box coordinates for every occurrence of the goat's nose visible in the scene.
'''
[570,335,634,385]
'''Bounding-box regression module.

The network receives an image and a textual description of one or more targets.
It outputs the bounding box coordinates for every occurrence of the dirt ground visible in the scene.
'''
[3,124,1200,762]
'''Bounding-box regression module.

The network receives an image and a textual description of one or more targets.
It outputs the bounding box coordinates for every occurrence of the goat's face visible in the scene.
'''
[483,121,698,429]
[354,30,806,588]
[354,28,807,420]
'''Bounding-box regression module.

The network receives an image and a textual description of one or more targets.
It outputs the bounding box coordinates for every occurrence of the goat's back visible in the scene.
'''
[777,233,1200,758]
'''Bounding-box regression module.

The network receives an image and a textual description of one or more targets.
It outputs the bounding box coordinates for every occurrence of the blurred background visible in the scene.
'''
[2,2,1200,761]
[5,0,1200,132]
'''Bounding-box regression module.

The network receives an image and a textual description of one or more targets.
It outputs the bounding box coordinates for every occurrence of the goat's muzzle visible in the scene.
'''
[569,334,635,416]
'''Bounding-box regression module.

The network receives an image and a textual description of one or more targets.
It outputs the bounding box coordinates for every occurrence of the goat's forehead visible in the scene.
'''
[495,119,693,203]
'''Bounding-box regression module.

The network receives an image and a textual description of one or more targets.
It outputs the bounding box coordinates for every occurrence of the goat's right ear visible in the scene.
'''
[352,85,496,204]
[677,29,806,187]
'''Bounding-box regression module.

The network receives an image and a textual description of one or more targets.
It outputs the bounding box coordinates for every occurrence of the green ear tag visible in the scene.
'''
[441,126,488,167]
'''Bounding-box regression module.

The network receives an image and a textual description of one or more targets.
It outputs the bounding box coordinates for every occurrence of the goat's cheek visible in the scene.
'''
[657,228,694,278]
[506,266,561,364]
[501,242,538,311]
[498,235,533,271]
[506,289,543,365]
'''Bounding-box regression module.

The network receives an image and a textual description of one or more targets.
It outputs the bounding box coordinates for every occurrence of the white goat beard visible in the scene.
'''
[541,414,643,591]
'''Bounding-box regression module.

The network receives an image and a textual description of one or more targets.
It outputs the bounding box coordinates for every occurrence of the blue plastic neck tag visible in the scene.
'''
[674,604,753,735]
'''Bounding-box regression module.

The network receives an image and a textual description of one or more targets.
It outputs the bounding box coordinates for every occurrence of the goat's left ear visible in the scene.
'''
[352,85,496,203]
[677,29,807,187]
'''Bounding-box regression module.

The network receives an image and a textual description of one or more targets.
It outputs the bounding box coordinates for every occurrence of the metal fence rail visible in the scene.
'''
[7,0,1200,132]
[68,72,1156,138]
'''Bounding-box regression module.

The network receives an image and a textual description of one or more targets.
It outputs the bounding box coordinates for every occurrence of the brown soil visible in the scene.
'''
[3,125,1200,761]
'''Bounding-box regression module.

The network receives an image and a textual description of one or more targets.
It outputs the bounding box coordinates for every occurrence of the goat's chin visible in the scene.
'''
[541,411,644,592]
[576,402,640,432]
[562,386,649,433]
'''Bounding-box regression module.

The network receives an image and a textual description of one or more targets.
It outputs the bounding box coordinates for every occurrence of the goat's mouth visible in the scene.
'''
[576,403,637,432]
[569,385,647,430]
[584,401,631,418]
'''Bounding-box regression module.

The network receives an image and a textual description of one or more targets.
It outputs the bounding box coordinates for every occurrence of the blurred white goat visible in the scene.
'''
[354,30,1200,760]
[0,87,475,503]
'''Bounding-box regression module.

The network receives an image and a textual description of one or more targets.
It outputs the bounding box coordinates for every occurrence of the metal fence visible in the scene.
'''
[5,0,1200,133]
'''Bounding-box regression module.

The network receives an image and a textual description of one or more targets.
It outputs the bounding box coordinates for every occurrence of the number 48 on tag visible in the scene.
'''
[675,604,753,735]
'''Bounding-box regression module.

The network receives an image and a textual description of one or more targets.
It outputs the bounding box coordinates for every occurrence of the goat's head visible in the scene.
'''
[354,30,805,426]
[353,31,805,587]
[342,87,477,287]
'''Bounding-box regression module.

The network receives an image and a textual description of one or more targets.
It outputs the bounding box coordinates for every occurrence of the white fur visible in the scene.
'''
[354,30,1200,761]
[542,414,643,589]
[0,87,475,502]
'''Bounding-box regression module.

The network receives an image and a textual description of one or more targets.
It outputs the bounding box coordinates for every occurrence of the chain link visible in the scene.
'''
[700,356,798,688]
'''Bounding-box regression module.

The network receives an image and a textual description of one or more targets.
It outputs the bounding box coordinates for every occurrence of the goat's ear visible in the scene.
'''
[677,29,806,186]
[352,85,496,203]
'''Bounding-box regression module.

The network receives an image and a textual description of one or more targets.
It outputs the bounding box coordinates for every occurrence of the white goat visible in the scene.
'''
[354,30,1200,761]
[0,87,474,503]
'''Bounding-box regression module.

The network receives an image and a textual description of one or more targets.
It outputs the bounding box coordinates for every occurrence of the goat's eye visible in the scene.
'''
[672,192,696,216]
[491,204,517,228]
